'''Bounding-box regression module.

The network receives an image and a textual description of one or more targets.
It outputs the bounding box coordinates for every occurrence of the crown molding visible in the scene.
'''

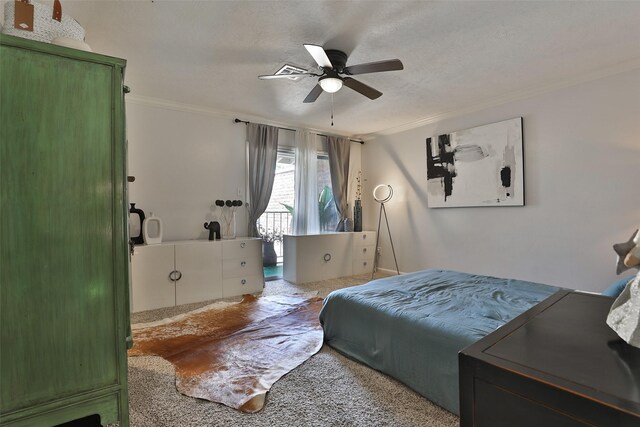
[363,57,640,139]
[125,94,356,139]
[126,94,234,120]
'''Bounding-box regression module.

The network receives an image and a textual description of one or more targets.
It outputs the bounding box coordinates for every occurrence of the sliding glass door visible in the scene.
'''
[258,140,339,279]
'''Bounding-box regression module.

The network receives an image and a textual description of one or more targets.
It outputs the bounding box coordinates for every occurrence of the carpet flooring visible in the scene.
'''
[128,273,460,427]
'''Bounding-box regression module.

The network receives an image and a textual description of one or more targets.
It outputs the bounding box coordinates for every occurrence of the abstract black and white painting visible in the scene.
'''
[426,117,524,208]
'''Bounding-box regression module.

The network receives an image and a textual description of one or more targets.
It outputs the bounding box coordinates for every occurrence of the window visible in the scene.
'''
[259,141,339,238]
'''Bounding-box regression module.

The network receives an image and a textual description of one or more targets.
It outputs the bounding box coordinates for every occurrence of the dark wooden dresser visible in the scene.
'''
[459,290,640,427]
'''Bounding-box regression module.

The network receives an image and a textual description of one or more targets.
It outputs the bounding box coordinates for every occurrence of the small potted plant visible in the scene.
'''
[258,226,283,267]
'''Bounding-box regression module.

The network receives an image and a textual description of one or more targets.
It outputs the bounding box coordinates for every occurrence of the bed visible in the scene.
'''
[319,269,561,415]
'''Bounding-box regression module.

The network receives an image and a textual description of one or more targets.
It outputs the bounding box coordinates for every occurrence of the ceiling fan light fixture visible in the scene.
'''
[319,77,343,93]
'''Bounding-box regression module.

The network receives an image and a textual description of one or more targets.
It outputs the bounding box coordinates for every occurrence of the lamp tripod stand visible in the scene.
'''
[371,185,400,279]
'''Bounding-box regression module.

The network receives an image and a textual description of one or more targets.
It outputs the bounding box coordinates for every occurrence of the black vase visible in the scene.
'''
[129,203,145,245]
[262,241,278,267]
[354,199,363,232]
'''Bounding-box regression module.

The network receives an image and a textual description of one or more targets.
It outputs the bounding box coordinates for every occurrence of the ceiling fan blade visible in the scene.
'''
[304,44,333,69]
[303,84,323,103]
[344,59,404,75]
[342,77,382,100]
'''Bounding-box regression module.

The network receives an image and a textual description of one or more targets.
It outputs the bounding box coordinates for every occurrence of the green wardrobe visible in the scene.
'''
[0,35,130,426]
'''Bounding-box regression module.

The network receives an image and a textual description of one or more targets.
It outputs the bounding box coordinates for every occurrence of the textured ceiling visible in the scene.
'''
[46,1,640,136]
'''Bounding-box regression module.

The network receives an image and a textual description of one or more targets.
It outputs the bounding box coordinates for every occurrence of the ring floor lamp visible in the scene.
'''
[372,184,400,279]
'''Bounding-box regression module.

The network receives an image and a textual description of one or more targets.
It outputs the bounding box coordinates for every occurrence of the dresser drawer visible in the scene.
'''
[354,244,375,260]
[222,257,262,278]
[353,231,375,247]
[222,239,260,260]
[352,259,373,275]
[222,275,264,297]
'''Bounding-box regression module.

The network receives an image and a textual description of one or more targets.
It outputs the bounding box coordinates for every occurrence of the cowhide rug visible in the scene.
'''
[128,294,324,413]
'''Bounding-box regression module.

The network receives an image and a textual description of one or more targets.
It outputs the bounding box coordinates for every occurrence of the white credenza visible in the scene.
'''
[131,238,263,312]
[283,231,376,284]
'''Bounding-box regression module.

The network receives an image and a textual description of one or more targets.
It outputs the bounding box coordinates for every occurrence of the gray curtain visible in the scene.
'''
[247,123,279,237]
[327,136,351,231]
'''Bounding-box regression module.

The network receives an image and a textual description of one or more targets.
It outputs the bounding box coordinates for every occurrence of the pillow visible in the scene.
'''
[602,276,634,297]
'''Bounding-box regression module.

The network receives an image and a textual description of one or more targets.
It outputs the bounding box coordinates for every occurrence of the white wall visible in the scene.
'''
[362,68,640,292]
[126,101,362,242]
[127,102,248,241]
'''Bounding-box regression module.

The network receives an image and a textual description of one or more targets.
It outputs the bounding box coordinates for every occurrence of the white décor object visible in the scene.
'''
[2,1,85,43]
[373,184,393,203]
[131,239,263,312]
[607,271,640,348]
[607,229,640,348]
[283,231,376,284]
[51,36,91,51]
[143,212,163,245]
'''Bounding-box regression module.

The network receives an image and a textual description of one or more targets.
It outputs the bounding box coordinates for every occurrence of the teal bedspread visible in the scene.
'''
[319,269,561,414]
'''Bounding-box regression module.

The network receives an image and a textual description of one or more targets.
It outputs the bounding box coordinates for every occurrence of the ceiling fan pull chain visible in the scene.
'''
[331,93,334,126]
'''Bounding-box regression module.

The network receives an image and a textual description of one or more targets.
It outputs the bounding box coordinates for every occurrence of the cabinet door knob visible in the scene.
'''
[241,279,247,285]
[240,242,246,248]
[324,253,332,262]
[168,270,182,282]
[241,261,246,267]
[363,248,367,253]
[362,234,367,239]
[363,262,368,266]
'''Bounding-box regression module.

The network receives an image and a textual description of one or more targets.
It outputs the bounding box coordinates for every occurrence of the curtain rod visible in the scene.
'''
[234,118,364,145]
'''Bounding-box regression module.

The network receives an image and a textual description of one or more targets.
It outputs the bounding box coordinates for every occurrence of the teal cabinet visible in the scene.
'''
[0,35,130,426]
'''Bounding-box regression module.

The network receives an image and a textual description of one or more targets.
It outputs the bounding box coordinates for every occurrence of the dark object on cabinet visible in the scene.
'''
[0,34,130,426]
[204,221,221,240]
[353,199,362,232]
[129,203,146,244]
[459,290,640,427]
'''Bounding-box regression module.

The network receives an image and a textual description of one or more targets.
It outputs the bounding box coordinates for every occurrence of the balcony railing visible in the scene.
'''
[257,211,292,261]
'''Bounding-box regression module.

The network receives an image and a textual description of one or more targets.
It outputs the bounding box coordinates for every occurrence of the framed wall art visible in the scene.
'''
[426,117,524,208]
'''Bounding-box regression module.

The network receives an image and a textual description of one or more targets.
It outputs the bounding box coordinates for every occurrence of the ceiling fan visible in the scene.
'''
[259,44,404,103]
